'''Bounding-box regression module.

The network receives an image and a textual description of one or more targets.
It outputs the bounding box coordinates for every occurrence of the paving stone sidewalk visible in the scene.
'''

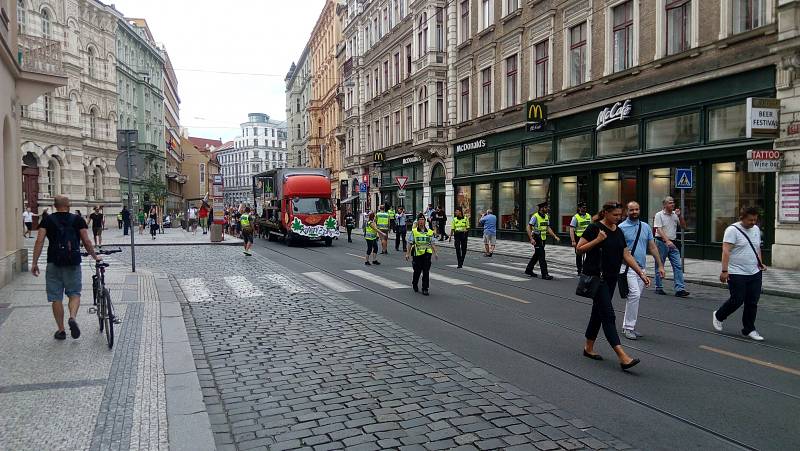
[344,227,800,299]
[0,252,214,450]
[141,244,639,451]
[97,226,242,246]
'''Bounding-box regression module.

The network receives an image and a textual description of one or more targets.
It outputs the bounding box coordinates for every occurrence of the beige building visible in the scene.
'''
[1,0,67,287]
[162,49,183,213]
[182,136,221,208]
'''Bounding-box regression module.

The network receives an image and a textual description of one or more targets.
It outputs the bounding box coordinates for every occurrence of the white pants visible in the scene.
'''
[622,270,645,331]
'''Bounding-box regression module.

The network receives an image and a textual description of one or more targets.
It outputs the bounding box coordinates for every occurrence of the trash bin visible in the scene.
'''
[210,223,222,242]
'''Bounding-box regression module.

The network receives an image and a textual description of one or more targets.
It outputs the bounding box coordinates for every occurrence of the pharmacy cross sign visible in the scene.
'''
[395,175,409,190]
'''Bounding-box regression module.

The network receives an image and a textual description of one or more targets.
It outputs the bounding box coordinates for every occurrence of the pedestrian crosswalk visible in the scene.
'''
[447,265,529,281]
[343,269,407,289]
[396,267,472,285]
[303,272,359,293]
[484,262,576,280]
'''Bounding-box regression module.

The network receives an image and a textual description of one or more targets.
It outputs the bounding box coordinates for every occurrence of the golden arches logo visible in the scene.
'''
[527,103,545,121]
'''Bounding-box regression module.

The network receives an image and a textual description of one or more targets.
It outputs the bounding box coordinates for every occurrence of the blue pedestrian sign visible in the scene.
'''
[359,182,368,193]
[675,168,693,189]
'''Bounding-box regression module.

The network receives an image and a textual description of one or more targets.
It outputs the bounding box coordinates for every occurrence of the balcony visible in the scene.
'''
[15,34,68,104]
[344,106,358,121]
[413,126,447,146]
[343,57,353,79]
[412,52,445,74]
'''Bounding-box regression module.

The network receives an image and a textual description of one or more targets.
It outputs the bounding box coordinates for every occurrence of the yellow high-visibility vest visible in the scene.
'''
[573,213,592,237]
[452,217,469,232]
[412,227,434,256]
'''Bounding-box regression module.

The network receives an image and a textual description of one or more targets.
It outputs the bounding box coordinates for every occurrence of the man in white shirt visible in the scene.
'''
[22,208,34,238]
[713,206,767,341]
[187,206,198,235]
[653,196,690,297]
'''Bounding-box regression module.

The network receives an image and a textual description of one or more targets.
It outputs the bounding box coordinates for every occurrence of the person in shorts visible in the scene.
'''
[89,206,104,247]
[240,206,255,255]
[31,195,101,340]
[23,207,34,238]
[479,209,497,256]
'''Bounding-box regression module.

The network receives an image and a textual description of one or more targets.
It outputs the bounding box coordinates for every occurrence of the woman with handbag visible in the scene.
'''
[576,201,650,371]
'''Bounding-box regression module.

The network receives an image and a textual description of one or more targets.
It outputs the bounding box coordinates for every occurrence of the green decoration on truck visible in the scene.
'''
[289,217,340,238]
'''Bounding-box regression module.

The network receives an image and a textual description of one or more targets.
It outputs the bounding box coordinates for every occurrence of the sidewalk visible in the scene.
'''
[344,227,800,299]
[0,253,214,450]
[97,226,242,246]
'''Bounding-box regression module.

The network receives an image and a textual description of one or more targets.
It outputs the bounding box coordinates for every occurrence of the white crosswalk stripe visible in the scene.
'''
[178,278,213,303]
[224,276,264,298]
[447,265,528,281]
[260,274,310,294]
[344,269,407,289]
[484,262,575,279]
[303,272,360,292]
[396,267,471,285]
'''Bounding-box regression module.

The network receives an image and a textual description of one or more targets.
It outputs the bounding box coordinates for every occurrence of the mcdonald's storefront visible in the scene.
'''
[451,67,777,263]
[379,155,426,217]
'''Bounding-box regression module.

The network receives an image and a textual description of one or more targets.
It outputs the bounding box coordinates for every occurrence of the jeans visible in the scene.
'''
[575,248,585,275]
[585,277,621,348]
[395,225,407,251]
[437,221,448,240]
[622,270,646,331]
[715,272,762,335]
[655,239,685,291]
[525,238,548,276]
[412,253,432,290]
[454,232,468,266]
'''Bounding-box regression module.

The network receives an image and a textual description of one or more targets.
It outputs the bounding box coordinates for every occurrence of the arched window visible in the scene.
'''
[89,108,98,138]
[94,167,103,200]
[417,13,428,57]
[417,86,428,129]
[41,8,50,39]
[431,163,445,179]
[87,47,96,78]
[17,0,26,34]
[47,158,61,197]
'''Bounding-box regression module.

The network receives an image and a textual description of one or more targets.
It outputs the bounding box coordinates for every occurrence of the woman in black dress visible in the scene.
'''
[577,201,650,371]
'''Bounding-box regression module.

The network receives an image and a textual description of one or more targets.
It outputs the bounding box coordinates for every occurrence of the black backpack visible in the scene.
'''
[53,214,82,266]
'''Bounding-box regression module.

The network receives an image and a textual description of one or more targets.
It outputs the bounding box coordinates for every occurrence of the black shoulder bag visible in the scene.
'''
[576,226,604,299]
[618,223,642,299]
[733,225,763,270]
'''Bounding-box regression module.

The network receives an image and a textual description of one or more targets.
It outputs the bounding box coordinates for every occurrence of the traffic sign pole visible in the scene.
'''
[125,131,137,272]
[680,190,685,270]
[675,168,693,271]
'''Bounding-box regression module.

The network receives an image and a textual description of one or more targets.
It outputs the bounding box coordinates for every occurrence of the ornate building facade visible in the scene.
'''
[285,46,312,168]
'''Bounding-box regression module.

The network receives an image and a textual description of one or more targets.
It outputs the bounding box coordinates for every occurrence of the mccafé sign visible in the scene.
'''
[596,99,632,130]
[526,101,547,131]
[455,139,487,153]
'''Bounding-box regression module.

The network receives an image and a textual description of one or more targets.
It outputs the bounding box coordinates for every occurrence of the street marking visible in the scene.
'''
[396,267,471,285]
[260,274,310,294]
[303,272,360,292]
[448,265,528,281]
[347,253,366,259]
[699,345,800,377]
[344,270,406,289]
[484,262,575,279]
[466,285,530,304]
[223,276,264,298]
[178,278,213,303]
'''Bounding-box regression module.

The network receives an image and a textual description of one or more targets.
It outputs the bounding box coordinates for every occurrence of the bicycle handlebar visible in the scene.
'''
[82,248,123,256]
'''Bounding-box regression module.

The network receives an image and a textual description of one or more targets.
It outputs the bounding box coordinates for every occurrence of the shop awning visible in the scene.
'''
[341,194,359,203]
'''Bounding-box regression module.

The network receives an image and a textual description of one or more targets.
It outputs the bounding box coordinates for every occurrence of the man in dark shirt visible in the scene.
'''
[344,209,356,243]
[89,206,104,247]
[435,206,448,241]
[31,195,100,340]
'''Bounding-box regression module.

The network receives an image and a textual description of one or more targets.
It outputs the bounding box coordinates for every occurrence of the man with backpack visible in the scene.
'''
[240,206,255,256]
[31,195,101,340]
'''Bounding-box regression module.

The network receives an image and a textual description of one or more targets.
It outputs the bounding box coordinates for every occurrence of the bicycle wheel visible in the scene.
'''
[102,288,114,349]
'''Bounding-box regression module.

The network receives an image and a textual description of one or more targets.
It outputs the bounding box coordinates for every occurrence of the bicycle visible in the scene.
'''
[83,248,122,349]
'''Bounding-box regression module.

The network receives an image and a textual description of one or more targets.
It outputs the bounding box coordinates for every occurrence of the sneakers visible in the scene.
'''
[622,329,638,340]
[365,261,371,266]
[54,330,67,340]
[68,318,81,339]
[372,260,381,265]
[745,330,764,341]
[675,290,690,298]
[542,275,554,281]
[655,288,667,295]
[712,311,723,332]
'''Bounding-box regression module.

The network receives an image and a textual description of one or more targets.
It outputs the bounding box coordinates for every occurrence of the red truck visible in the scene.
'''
[253,168,339,246]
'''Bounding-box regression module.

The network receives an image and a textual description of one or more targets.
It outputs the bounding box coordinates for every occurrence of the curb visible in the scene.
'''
[111,241,241,247]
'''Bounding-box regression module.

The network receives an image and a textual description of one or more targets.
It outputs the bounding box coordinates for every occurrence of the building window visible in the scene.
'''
[649,167,697,241]
[525,141,553,166]
[41,8,50,39]
[708,103,746,141]
[394,52,400,85]
[90,108,98,139]
[460,78,470,122]
[405,105,413,140]
[557,133,591,161]
[498,181,520,230]
[455,185,472,223]
[613,1,634,72]
[475,151,494,173]
[666,0,691,55]
[558,175,589,233]
[480,67,492,115]
[475,183,493,222]
[569,22,587,86]
[645,112,700,149]
[435,8,444,52]
[366,74,372,99]
[383,60,389,92]
[418,13,428,57]
[534,40,549,98]
[505,54,518,108]
[406,43,412,76]
[17,0,26,34]
[296,98,300,112]
[525,178,550,221]
[384,116,390,148]
[43,95,51,122]
[711,162,764,242]
[504,0,519,16]
[597,124,639,156]
[480,0,492,30]
[394,111,401,145]
[460,0,470,43]
[47,159,60,197]
[732,0,766,33]
[498,147,521,170]
[598,170,638,211]
[374,68,379,94]
[417,86,429,129]
[94,168,103,200]
[88,47,96,78]
[456,155,473,175]
[436,82,444,126]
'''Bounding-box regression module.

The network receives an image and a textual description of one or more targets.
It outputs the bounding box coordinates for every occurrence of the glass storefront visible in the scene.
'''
[646,112,700,149]
[498,181,520,230]
[598,170,637,208]
[525,141,553,166]
[498,147,522,170]
[475,183,493,226]
[708,103,746,141]
[648,167,698,242]
[597,124,638,156]
[525,178,550,221]
[558,134,591,161]
[455,185,472,223]
[456,155,472,175]
[476,152,494,173]
[710,161,766,242]
[557,175,589,233]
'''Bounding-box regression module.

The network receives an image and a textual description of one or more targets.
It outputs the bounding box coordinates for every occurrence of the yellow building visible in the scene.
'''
[181,136,222,210]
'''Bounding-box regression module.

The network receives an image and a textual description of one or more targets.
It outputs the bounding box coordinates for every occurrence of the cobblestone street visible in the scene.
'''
[129,245,633,451]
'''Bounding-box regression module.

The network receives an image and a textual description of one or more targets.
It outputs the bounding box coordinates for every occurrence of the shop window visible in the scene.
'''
[732,0,766,34]
[498,147,522,170]
[475,183,493,221]
[557,134,591,161]
[597,124,639,156]
[645,112,699,149]
[431,163,445,179]
[525,141,553,166]
[598,170,638,213]
[710,161,766,242]
[558,175,589,233]
[498,181,521,230]
[390,168,402,184]
[475,152,495,173]
[382,171,392,186]
[414,189,423,217]
[525,178,550,222]
[708,103,746,141]
[456,155,473,175]
[648,167,697,242]
[455,185,472,224]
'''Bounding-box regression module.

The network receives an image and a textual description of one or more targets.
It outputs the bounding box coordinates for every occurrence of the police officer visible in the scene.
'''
[388,205,397,234]
[569,202,592,275]
[394,206,408,252]
[452,207,469,268]
[376,205,391,254]
[364,212,386,265]
[405,214,438,295]
[525,201,560,279]
[344,208,356,243]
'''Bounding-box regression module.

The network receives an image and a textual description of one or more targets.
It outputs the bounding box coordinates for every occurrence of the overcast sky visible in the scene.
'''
[110,0,327,142]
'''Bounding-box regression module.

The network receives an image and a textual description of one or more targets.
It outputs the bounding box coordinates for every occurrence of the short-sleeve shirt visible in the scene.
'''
[581,222,627,279]
[345,214,355,226]
[89,212,104,230]
[396,213,407,227]
[654,210,679,240]
[479,214,497,235]
[39,212,88,264]
[618,218,654,270]
[529,215,539,227]
[723,223,762,275]
[23,211,33,223]
[188,208,197,219]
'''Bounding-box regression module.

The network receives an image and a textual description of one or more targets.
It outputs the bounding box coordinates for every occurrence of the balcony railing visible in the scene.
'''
[17,34,65,77]
[412,52,445,74]
[413,126,447,146]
